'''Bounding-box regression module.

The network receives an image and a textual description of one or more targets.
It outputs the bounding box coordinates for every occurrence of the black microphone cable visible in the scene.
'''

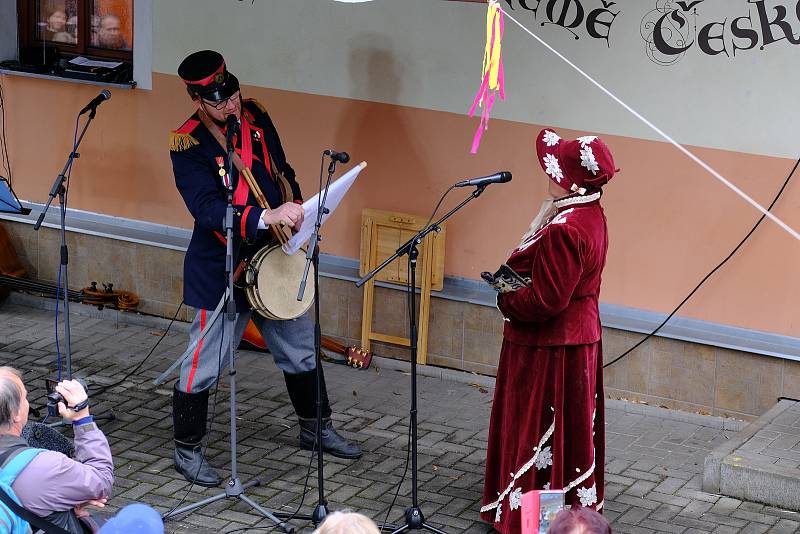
[165,234,246,524]
[422,185,455,231]
[0,79,12,185]
[53,112,82,381]
[91,301,184,396]
[222,444,319,533]
[166,232,239,525]
[167,241,239,526]
[163,242,317,531]
[604,155,800,369]
[377,188,456,531]
[165,310,225,527]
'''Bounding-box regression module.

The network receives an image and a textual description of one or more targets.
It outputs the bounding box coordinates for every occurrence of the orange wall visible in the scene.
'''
[3,72,799,336]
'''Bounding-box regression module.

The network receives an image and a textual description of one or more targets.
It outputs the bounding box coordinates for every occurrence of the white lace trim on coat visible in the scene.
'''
[564,407,597,494]
[480,418,556,514]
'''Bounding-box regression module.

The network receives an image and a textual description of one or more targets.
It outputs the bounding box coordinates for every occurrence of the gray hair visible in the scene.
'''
[312,511,380,534]
[0,367,22,429]
[100,14,120,25]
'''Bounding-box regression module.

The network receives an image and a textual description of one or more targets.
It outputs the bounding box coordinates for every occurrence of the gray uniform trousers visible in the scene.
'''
[179,307,316,393]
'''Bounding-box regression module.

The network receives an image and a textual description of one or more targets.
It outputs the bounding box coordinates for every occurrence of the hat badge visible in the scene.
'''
[214,72,225,84]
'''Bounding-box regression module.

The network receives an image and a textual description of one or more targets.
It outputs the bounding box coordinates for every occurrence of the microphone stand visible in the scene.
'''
[356,185,488,533]
[163,120,294,533]
[33,108,99,381]
[277,153,337,527]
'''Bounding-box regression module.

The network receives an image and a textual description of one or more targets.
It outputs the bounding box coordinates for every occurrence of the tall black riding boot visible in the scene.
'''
[284,368,363,460]
[172,383,222,487]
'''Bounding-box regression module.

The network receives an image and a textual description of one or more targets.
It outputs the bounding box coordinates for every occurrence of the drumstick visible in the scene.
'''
[241,167,288,245]
[197,108,289,246]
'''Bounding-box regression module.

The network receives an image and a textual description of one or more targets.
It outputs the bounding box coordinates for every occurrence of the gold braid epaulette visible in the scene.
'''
[170,118,201,152]
[169,131,199,152]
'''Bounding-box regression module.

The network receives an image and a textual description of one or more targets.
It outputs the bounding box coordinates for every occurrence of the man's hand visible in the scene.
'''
[261,202,304,229]
[56,380,90,422]
[292,205,304,234]
[74,498,107,518]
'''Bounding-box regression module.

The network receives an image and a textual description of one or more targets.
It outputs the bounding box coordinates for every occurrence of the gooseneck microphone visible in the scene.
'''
[225,114,239,149]
[454,171,512,188]
[324,149,350,164]
[79,90,111,115]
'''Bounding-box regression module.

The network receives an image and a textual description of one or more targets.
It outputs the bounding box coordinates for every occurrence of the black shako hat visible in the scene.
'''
[178,50,240,102]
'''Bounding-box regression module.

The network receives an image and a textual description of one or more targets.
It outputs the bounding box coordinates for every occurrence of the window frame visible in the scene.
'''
[16,0,134,62]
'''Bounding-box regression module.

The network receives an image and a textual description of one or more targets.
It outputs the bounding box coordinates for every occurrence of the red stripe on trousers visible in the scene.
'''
[186,309,206,392]
[241,206,253,238]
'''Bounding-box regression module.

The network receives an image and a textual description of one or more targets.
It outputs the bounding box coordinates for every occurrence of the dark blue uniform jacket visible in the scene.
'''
[169,99,302,311]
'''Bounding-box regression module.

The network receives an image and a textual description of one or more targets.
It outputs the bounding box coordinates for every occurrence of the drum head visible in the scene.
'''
[249,245,315,320]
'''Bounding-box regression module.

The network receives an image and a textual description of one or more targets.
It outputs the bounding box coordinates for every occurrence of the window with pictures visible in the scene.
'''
[17,0,133,60]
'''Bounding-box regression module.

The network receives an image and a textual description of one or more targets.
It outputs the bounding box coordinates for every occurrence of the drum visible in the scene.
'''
[244,244,315,320]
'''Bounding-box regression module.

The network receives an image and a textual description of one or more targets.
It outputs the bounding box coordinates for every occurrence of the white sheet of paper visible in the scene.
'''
[68,56,124,69]
[282,161,366,255]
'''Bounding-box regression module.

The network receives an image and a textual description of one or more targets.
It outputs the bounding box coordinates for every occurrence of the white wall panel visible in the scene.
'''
[152,0,800,158]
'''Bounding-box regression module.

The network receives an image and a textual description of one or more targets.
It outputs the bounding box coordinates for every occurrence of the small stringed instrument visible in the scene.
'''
[241,320,373,370]
[0,222,139,311]
[80,281,140,310]
[0,273,139,311]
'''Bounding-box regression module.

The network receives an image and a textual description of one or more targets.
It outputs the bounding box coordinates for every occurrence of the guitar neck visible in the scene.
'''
[320,335,346,354]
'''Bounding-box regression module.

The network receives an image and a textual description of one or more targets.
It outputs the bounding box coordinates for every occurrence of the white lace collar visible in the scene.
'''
[515,191,602,253]
[552,191,601,210]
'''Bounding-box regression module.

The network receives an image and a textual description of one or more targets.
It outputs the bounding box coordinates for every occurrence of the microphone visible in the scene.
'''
[225,114,239,149]
[454,171,512,188]
[79,90,111,115]
[324,149,350,164]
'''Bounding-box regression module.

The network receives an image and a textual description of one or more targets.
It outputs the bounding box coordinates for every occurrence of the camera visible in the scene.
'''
[46,378,89,417]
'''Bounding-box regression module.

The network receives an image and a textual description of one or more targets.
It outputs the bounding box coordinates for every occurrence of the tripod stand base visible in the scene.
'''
[163,477,294,533]
[273,500,328,527]
[313,503,329,524]
[381,507,448,534]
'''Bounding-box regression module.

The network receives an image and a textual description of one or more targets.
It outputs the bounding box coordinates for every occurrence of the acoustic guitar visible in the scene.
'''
[241,320,373,370]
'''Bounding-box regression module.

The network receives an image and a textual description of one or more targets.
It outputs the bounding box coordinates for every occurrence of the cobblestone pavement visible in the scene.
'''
[1,301,799,533]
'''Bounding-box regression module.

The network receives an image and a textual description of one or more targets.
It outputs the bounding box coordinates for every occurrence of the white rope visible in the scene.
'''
[498,6,800,243]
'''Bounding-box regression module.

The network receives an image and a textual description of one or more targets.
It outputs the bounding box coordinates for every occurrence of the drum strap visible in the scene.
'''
[198,109,288,245]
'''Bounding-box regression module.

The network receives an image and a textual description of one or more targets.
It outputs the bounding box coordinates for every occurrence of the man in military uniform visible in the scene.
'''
[169,50,361,487]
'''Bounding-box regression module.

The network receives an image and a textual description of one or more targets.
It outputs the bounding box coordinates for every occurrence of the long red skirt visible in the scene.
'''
[480,340,605,533]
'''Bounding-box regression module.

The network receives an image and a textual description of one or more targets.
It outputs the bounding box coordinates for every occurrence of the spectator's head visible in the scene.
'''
[46,9,68,32]
[0,367,28,436]
[98,503,163,534]
[312,511,380,534]
[547,506,612,534]
[97,14,123,48]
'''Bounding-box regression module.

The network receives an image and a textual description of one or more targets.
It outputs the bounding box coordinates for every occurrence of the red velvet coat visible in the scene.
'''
[481,197,608,533]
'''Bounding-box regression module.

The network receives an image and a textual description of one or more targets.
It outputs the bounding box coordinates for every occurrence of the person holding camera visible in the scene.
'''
[0,367,113,533]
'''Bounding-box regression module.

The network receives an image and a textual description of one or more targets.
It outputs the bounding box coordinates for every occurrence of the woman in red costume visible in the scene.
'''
[480,129,618,533]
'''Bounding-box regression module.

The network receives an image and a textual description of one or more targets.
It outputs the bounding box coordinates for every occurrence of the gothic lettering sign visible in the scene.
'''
[502,0,621,45]
[641,0,800,65]
[502,0,800,65]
